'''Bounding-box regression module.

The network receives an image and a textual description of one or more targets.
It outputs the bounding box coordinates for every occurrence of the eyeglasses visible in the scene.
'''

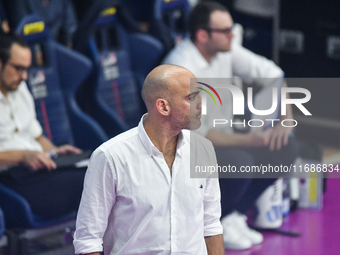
[205,25,234,36]
[7,62,29,75]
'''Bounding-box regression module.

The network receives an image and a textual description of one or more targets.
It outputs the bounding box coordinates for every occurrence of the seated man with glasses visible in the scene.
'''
[0,31,86,220]
[163,1,299,251]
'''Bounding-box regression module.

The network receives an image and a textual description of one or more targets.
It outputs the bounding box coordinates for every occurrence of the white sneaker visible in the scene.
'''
[233,212,264,245]
[221,213,252,250]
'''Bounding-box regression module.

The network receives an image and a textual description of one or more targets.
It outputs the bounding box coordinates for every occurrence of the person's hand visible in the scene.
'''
[1,20,10,33]
[54,145,82,155]
[267,123,293,151]
[22,151,57,171]
[245,127,272,147]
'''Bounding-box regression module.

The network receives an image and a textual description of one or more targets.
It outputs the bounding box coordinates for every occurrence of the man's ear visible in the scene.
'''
[196,29,209,44]
[156,98,171,116]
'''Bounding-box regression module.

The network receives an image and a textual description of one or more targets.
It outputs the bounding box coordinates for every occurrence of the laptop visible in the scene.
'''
[0,151,92,180]
[52,150,92,168]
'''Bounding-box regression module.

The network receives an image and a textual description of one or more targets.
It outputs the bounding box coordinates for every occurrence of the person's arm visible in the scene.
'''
[0,150,56,170]
[206,128,272,148]
[231,43,284,80]
[205,234,224,255]
[73,149,116,254]
[231,45,294,151]
[267,81,294,151]
[0,135,82,171]
[203,142,224,254]
[35,135,82,154]
[36,135,56,152]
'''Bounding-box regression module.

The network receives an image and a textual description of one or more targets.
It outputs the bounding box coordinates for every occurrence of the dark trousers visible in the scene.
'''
[0,167,86,219]
[216,136,299,217]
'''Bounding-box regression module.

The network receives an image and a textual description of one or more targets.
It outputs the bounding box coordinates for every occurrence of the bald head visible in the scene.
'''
[142,64,195,111]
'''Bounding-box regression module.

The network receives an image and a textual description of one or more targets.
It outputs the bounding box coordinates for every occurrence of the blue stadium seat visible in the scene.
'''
[0,14,109,255]
[78,7,164,137]
[0,208,8,255]
[0,208,4,241]
[0,184,76,229]
[0,182,76,254]
[15,14,108,150]
[0,183,75,229]
[150,0,191,53]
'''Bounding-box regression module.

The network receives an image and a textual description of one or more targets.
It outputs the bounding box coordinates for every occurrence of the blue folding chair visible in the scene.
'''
[78,6,164,137]
[150,0,191,53]
[0,15,109,255]
[0,208,4,244]
[0,182,76,254]
[15,14,108,150]
[0,208,8,255]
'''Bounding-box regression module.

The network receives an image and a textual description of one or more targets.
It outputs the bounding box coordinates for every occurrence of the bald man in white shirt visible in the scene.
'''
[73,64,224,255]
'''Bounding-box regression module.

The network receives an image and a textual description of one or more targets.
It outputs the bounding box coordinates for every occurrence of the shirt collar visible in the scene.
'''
[0,81,26,101]
[138,114,186,157]
[0,90,5,101]
[186,39,211,70]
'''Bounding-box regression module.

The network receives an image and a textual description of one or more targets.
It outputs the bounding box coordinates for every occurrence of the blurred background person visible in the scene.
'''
[0,31,85,219]
[3,0,77,48]
[163,1,299,250]
[0,0,9,32]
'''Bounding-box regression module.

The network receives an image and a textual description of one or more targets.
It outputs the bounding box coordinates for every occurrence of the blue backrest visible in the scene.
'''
[16,15,108,149]
[0,183,75,229]
[91,9,141,128]
[0,208,4,238]
[152,0,191,47]
[82,7,163,137]
[16,16,74,145]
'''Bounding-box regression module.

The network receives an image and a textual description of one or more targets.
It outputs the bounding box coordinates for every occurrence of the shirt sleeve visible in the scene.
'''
[203,142,223,237]
[29,119,43,139]
[231,43,284,80]
[21,82,43,139]
[73,148,117,254]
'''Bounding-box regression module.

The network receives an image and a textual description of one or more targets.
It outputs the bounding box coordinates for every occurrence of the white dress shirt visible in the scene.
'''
[73,115,222,255]
[0,81,43,152]
[163,38,284,136]
[234,0,277,18]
